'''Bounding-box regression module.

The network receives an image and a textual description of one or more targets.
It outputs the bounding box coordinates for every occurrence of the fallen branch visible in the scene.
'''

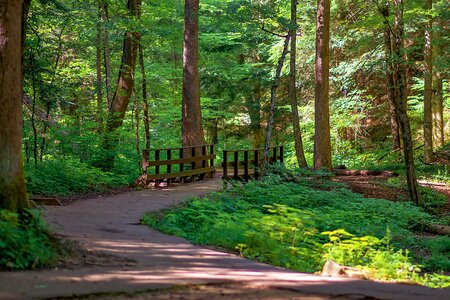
[334,169,399,177]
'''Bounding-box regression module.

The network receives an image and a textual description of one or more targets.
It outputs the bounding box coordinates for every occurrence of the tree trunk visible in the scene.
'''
[423,0,433,163]
[432,76,444,148]
[103,0,141,170]
[382,1,401,150]
[314,0,332,171]
[96,2,103,131]
[100,0,112,107]
[0,0,30,212]
[392,0,420,205]
[182,0,206,147]
[289,0,308,168]
[261,35,291,176]
[139,43,151,150]
[432,19,444,148]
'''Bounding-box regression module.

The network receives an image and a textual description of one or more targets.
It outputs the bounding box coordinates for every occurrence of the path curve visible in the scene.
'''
[0,179,449,299]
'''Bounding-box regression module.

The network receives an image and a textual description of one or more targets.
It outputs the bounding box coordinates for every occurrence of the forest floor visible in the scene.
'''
[1,175,450,300]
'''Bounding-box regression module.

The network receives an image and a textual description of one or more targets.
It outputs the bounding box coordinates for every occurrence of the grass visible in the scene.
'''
[142,167,450,288]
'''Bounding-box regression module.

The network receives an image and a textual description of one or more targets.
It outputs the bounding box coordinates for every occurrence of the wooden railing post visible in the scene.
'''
[167,149,172,173]
[142,149,149,175]
[179,148,184,172]
[210,144,215,169]
[202,145,207,168]
[254,149,259,180]
[155,150,160,175]
[234,151,239,180]
[280,145,284,163]
[191,147,196,170]
[223,150,228,180]
[244,150,249,182]
[273,147,277,163]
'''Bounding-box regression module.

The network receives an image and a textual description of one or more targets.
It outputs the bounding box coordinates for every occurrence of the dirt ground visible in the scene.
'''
[2,177,450,300]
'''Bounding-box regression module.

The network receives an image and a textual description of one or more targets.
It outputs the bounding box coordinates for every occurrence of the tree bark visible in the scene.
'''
[432,19,444,148]
[103,0,141,169]
[261,35,291,176]
[100,0,112,107]
[423,0,433,163]
[314,0,332,171]
[382,1,401,150]
[392,0,420,205]
[182,0,206,147]
[139,43,150,150]
[289,0,308,168]
[432,76,444,148]
[96,2,103,131]
[0,0,30,212]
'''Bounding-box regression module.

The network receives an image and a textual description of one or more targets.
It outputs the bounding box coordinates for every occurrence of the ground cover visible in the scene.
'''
[142,167,450,288]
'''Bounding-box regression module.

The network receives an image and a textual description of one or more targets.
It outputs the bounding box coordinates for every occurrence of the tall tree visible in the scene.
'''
[262,35,291,176]
[103,0,141,169]
[139,43,150,150]
[100,0,112,107]
[391,0,420,204]
[182,0,206,147]
[96,1,103,130]
[423,0,433,163]
[314,0,332,171]
[432,12,444,148]
[289,0,308,168]
[381,1,401,150]
[0,0,30,212]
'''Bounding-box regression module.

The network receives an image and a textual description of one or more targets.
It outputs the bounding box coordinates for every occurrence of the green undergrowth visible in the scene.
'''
[0,209,57,270]
[25,159,134,196]
[142,168,450,288]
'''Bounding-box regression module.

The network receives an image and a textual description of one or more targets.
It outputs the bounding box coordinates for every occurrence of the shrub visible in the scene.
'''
[0,209,55,270]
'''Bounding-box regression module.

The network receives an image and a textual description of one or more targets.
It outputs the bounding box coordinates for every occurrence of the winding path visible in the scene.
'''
[0,179,449,299]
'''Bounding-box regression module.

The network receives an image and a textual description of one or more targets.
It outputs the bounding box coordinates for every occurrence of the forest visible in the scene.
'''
[1,0,450,294]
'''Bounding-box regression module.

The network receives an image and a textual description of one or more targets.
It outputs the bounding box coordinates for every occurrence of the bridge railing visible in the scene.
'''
[222,145,284,182]
[142,144,216,186]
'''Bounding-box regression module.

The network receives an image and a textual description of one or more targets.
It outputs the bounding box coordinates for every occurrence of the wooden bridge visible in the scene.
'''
[142,144,283,187]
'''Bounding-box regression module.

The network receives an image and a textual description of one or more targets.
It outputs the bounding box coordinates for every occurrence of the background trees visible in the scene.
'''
[5,0,447,203]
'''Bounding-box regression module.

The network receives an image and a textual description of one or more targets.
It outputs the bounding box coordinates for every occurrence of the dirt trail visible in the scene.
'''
[0,179,449,300]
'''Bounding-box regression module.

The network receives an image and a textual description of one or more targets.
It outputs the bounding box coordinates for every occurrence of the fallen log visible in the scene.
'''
[334,169,399,177]
[423,223,450,236]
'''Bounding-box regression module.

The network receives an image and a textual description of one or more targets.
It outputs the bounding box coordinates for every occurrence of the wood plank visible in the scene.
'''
[147,154,216,167]
[146,166,216,181]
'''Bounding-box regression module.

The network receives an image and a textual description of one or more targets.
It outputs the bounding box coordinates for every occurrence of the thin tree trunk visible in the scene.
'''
[423,0,433,163]
[100,0,113,107]
[139,43,150,150]
[30,51,39,164]
[382,1,401,150]
[96,2,103,131]
[261,35,291,176]
[392,0,420,205]
[134,92,141,169]
[432,76,444,147]
[432,19,444,148]
[289,0,308,168]
[182,0,206,147]
[314,0,332,171]
[0,0,29,212]
[103,0,141,170]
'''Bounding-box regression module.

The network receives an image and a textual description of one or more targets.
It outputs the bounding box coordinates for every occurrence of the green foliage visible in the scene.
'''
[143,171,449,288]
[25,159,133,196]
[323,229,419,281]
[0,209,55,270]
